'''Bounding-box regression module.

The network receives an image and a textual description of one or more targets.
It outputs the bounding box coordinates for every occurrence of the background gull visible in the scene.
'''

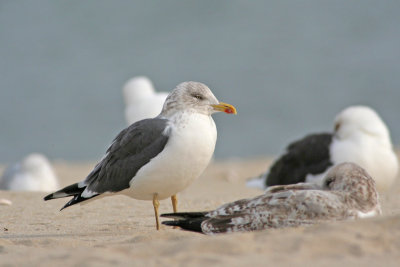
[162,162,381,235]
[44,81,236,230]
[247,106,398,191]
[0,153,59,192]
[0,199,13,206]
[123,76,169,125]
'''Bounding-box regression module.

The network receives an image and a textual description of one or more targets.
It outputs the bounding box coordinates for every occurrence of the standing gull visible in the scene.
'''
[247,106,398,191]
[0,153,59,192]
[123,76,168,125]
[162,163,381,234]
[44,81,237,230]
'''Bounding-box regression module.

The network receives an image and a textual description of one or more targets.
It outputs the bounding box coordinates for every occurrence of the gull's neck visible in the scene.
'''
[159,109,211,122]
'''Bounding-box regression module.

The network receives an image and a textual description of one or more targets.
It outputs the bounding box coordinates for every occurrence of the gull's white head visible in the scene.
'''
[334,106,391,146]
[123,76,155,105]
[323,162,380,213]
[160,81,237,117]
[21,154,52,173]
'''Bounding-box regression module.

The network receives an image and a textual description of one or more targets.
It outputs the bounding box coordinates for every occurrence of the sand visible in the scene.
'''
[1,158,400,266]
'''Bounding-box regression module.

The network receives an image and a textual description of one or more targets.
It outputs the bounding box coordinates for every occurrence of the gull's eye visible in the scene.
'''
[191,93,204,101]
[325,177,334,188]
[334,122,341,132]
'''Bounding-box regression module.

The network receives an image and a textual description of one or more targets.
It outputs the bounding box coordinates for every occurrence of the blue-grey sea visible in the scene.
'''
[1,1,400,163]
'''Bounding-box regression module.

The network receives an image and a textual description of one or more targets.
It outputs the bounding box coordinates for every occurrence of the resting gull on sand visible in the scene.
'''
[0,153,59,192]
[44,81,237,230]
[123,76,168,125]
[162,163,381,234]
[247,106,398,191]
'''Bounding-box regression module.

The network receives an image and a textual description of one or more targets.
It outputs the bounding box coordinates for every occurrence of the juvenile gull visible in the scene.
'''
[247,106,398,191]
[162,163,381,234]
[44,81,237,230]
[123,76,168,125]
[0,153,59,192]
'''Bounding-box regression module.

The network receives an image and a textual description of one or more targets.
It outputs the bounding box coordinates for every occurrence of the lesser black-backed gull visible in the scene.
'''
[0,153,59,192]
[247,106,398,191]
[44,81,237,230]
[162,163,381,234]
[123,76,168,125]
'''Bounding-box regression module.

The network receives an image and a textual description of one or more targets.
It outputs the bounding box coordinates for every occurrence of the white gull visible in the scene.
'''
[45,81,237,230]
[0,153,59,192]
[247,106,398,192]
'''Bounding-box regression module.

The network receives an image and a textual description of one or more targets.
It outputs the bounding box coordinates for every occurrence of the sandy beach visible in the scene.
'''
[1,158,400,266]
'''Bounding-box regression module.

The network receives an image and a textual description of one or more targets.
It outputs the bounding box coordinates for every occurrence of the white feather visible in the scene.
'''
[124,112,217,200]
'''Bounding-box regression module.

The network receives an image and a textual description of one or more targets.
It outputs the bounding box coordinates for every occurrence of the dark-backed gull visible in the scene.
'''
[0,153,59,192]
[123,76,168,125]
[44,81,237,230]
[162,163,381,234]
[247,106,398,191]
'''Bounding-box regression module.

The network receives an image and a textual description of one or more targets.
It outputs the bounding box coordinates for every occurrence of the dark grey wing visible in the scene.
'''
[266,133,333,187]
[43,118,170,210]
[161,212,209,233]
[84,118,170,193]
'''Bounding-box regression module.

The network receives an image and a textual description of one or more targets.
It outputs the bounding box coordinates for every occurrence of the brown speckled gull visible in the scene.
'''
[162,162,381,234]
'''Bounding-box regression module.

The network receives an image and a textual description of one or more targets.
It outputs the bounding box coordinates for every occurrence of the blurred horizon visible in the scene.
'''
[1,1,400,163]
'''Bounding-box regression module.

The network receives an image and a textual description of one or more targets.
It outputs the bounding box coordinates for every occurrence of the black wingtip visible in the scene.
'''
[59,193,98,211]
[161,212,208,219]
[43,183,85,201]
[162,220,181,227]
[43,193,54,201]
[59,200,71,211]
[43,182,98,212]
[161,217,206,233]
[59,198,74,211]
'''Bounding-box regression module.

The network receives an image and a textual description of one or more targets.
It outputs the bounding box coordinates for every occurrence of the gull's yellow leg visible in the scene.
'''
[171,195,178,213]
[153,193,160,230]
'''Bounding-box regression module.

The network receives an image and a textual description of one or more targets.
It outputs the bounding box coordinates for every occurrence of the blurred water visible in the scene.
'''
[1,1,400,162]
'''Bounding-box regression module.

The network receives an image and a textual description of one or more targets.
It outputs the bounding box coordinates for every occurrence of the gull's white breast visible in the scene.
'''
[124,112,217,200]
[330,134,398,191]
